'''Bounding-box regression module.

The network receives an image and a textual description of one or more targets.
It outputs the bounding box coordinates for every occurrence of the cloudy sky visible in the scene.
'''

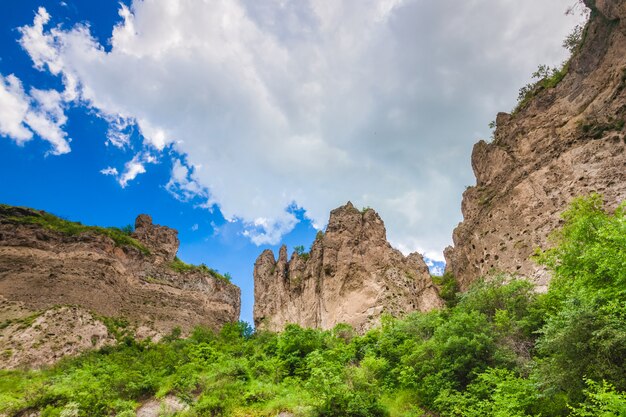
[0,0,583,323]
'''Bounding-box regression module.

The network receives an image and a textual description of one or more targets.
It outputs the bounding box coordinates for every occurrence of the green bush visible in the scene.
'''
[568,379,626,417]
[169,256,231,282]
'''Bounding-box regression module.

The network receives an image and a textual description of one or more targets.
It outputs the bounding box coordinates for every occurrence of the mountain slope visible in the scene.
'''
[0,205,240,368]
[445,0,626,289]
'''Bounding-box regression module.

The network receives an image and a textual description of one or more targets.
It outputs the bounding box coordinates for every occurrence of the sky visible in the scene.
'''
[0,0,584,324]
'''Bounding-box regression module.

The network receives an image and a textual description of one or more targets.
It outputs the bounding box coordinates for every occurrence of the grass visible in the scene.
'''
[476,186,497,207]
[142,276,171,286]
[580,118,625,139]
[169,257,231,282]
[0,204,150,255]
[0,312,43,331]
[93,314,133,342]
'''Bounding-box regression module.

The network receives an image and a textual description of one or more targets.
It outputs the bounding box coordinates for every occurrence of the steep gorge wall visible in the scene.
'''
[254,203,443,333]
[0,206,240,368]
[445,0,626,290]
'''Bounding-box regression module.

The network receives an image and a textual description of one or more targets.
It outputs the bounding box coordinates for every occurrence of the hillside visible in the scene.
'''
[445,0,626,290]
[1,195,624,416]
[0,205,240,368]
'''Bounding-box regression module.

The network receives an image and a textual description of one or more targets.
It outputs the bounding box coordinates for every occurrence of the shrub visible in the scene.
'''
[568,379,626,417]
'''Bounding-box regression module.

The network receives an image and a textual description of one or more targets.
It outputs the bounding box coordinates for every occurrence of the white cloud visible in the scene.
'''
[14,1,585,257]
[165,159,209,202]
[100,167,118,176]
[18,7,57,72]
[99,153,158,188]
[242,212,299,246]
[118,155,146,188]
[0,73,70,155]
[0,74,32,142]
[191,223,199,231]
[105,117,132,148]
[24,87,70,155]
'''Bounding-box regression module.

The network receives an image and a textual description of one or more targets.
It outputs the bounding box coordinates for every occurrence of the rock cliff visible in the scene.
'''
[445,0,626,290]
[253,203,443,333]
[0,205,240,368]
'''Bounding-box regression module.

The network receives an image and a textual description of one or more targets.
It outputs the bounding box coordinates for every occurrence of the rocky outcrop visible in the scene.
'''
[133,214,179,264]
[254,203,443,333]
[445,0,626,290]
[0,205,240,368]
[0,303,115,369]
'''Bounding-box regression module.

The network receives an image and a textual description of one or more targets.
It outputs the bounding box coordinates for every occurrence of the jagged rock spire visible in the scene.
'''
[253,203,443,333]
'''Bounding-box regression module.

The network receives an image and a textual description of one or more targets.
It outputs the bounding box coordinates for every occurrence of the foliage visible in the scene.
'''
[533,195,626,404]
[294,245,310,261]
[0,195,624,417]
[3,209,150,255]
[568,379,626,417]
[563,24,585,54]
[169,257,231,282]
[431,272,460,307]
[120,224,134,236]
[580,118,625,139]
[435,368,542,417]
[512,10,589,115]
[515,63,569,112]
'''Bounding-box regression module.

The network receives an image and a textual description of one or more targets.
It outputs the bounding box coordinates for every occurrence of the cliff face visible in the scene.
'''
[445,0,626,290]
[254,203,443,333]
[0,205,240,368]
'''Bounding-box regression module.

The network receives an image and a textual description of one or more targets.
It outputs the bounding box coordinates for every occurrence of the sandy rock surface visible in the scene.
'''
[254,203,443,333]
[445,0,626,290]
[0,207,241,368]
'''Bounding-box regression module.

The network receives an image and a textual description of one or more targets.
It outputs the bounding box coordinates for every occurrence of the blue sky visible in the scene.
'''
[0,0,324,324]
[0,0,580,323]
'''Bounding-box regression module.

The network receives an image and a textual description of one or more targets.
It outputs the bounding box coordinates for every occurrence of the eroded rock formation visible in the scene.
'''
[445,0,626,290]
[254,203,443,333]
[0,205,240,368]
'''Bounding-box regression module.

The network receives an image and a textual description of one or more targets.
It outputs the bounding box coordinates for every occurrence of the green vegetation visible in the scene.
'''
[0,312,43,331]
[513,14,587,115]
[1,195,625,416]
[1,206,149,255]
[476,185,497,207]
[580,118,625,139]
[294,245,310,261]
[562,24,585,55]
[515,63,569,113]
[120,224,134,235]
[93,315,133,342]
[169,257,231,282]
[431,272,459,307]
